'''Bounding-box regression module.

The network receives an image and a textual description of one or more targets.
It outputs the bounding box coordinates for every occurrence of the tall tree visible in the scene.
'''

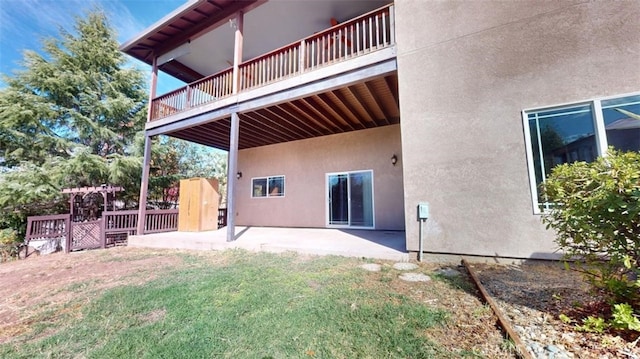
[0,9,148,233]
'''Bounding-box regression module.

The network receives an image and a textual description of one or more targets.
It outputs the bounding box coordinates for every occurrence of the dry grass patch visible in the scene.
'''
[1,248,518,358]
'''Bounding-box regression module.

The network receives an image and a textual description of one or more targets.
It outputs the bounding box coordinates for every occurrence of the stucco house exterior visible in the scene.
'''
[121,0,640,260]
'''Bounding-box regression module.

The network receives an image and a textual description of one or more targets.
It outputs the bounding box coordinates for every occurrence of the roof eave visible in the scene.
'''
[119,0,204,58]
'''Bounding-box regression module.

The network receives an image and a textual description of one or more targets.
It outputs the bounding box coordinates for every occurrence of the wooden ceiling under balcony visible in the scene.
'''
[165,72,399,151]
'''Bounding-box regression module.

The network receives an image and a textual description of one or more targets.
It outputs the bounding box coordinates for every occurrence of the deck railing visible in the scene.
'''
[150,4,395,121]
[218,208,227,229]
[103,209,179,236]
[25,214,70,254]
[145,209,179,234]
[25,209,180,254]
[150,68,234,120]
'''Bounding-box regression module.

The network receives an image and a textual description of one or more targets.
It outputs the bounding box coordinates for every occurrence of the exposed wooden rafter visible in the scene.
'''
[161,73,399,151]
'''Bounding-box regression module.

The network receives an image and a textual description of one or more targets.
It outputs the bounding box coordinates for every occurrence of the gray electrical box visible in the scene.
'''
[417,202,429,220]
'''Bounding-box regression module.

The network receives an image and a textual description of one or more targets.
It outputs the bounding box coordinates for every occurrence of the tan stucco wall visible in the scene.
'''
[235,125,405,231]
[395,0,640,259]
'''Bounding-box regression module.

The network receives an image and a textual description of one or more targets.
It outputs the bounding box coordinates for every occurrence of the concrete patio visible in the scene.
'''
[128,227,408,261]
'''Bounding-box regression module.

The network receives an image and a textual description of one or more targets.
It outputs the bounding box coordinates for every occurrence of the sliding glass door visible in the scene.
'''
[327,170,374,228]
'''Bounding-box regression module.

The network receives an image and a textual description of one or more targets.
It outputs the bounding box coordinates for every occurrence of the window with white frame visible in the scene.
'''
[523,93,640,212]
[252,176,285,198]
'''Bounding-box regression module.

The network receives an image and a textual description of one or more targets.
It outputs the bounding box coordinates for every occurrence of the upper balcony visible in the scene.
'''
[121,0,398,150]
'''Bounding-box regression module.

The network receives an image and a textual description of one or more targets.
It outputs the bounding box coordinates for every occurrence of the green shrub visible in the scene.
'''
[576,316,608,333]
[0,228,21,262]
[541,149,640,305]
[611,303,640,331]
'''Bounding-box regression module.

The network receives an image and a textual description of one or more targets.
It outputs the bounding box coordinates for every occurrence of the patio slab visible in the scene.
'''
[128,226,408,261]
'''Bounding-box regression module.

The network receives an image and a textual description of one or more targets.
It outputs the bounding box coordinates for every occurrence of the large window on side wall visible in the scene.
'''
[523,93,640,213]
[252,175,285,198]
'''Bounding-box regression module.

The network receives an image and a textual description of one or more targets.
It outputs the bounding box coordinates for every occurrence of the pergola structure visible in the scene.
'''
[62,185,124,222]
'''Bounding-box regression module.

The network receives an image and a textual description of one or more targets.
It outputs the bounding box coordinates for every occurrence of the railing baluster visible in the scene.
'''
[349,24,354,57]
[320,36,325,65]
[266,57,270,83]
[280,52,283,78]
[356,21,360,55]
[249,63,253,88]
[382,12,387,46]
[252,62,257,87]
[270,56,274,82]
[368,17,373,50]
[294,46,298,74]
[375,14,380,48]
[310,39,315,69]
[338,28,342,60]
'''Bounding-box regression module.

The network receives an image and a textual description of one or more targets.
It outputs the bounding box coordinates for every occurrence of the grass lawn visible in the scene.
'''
[0,248,512,358]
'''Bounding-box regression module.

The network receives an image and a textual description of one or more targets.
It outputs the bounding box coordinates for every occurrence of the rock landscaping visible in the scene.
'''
[471,261,640,359]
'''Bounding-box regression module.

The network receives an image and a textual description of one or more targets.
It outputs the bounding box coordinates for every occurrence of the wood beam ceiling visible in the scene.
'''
[163,73,399,151]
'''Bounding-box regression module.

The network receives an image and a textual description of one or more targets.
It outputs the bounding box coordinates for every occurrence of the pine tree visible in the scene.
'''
[0,10,148,232]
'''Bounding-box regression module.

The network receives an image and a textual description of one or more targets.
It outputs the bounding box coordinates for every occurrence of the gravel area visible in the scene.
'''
[469,261,640,359]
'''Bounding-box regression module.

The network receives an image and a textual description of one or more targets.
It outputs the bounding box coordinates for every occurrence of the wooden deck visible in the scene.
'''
[150,4,395,122]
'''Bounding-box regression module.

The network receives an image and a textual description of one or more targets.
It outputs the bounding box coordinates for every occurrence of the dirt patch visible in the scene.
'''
[138,308,167,325]
[471,261,640,358]
[0,247,184,343]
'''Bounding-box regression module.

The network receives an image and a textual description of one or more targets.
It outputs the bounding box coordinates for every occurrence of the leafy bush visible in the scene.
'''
[541,149,640,305]
[576,316,608,333]
[0,228,21,262]
[611,303,640,331]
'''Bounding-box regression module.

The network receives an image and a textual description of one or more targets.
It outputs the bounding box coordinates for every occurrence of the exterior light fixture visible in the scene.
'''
[391,155,398,166]
[236,172,242,179]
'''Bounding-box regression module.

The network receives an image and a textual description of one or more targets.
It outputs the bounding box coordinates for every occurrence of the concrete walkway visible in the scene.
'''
[128,226,408,261]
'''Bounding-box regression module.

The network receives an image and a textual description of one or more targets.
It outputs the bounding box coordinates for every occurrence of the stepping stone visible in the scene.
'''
[399,272,431,282]
[393,262,418,271]
[360,263,382,272]
[437,268,461,277]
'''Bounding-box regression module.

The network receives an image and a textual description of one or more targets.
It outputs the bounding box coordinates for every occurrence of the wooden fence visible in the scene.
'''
[25,214,70,254]
[25,209,179,254]
[218,208,228,228]
[25,208,228,254]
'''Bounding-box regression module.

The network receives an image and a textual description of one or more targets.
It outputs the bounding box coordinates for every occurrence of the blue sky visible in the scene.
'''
[0,0,186,93]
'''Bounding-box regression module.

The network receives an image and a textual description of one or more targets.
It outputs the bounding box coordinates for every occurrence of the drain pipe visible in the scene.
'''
[417,203,429,262]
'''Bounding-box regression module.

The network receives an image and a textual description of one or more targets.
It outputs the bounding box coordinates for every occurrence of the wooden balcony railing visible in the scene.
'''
[150,4,395,121]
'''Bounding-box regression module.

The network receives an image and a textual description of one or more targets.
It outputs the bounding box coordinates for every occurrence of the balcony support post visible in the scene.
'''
[146,56,158,122]
[226,112,240,242]
[137,134,153,235]
[137,55,158,234]
[232,12,244,94]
